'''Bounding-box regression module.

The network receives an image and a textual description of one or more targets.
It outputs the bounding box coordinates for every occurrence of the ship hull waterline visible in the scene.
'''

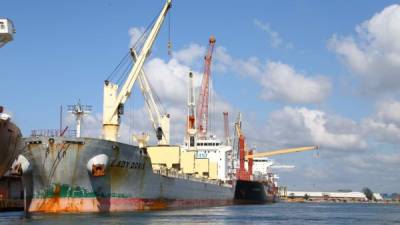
[20,136,235,213]
[234,179,279,204]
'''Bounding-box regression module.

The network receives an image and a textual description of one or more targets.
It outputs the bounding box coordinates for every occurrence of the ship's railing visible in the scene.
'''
[31,129,77,137]
[153,167,231,187]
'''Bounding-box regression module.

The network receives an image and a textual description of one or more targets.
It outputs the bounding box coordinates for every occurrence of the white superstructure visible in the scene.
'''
[185,137,232,181]
[182,71,232,181]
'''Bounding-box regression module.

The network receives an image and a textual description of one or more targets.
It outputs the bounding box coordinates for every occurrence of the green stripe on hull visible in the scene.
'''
[34,183,131,199]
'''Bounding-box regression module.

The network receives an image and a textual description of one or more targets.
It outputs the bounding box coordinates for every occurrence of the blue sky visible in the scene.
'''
[2,0,400,193]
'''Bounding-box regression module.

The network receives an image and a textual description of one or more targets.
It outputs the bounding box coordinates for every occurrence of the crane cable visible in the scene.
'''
[167,10,172,56]
[132,7,162,52]
[106,5,161,83]
[106,51,130,82]
[146,77,166,115]
[116,59,133,86]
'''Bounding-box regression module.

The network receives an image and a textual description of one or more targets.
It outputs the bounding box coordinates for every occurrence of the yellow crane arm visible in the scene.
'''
[246,146,318,159]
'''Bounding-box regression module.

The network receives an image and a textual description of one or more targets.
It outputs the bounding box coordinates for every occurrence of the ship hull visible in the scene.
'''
[234,180,279,204]
[0,119,22,177]
[20,136,234,213]
[28,197,232,212]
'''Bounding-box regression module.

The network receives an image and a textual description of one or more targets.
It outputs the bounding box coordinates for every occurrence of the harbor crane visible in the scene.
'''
[0,18,15,48]
[197,36,216,138]
[102,0,172,141]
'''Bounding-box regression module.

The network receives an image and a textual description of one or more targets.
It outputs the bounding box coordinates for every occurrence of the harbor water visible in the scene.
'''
[1,203,399,225]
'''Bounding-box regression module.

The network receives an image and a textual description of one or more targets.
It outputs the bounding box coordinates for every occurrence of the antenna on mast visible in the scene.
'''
[68,100,92,138]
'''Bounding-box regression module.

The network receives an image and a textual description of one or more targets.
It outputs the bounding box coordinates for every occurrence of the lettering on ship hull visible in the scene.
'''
[110,160,145,170]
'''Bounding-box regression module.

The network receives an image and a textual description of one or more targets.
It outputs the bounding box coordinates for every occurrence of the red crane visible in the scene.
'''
[197,36,216,138]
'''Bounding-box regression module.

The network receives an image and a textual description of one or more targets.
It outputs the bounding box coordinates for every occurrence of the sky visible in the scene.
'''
[2,0,400,193]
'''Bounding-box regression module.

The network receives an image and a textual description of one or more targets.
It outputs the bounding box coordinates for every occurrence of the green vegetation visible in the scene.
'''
[362,187,373,201]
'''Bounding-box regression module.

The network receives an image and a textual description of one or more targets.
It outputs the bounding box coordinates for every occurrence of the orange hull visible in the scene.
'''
[29,197,233,213]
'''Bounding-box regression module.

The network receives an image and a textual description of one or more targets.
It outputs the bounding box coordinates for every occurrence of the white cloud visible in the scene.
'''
[260,62,331,103]
[213,46,232,74]
[144,58,194,105]
[259,107,367,151]
[172,43,205,66]
[213,47,331,104]
[363,118,400,144]
[361,99,400,144]
[236,57,263,78]
[128,27,145,48]
[375,99,400,125]
[254,19,292,49]
[328,4,400,94]
[374,153,400,165]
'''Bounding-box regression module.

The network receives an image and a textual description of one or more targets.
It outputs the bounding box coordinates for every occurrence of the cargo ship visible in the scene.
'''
[11,0,236,213]
[0,106,23,177]
[17,136,234,212]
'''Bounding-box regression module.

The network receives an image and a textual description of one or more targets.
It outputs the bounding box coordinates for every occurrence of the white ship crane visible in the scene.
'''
[102,0,172,141]
[0,18,15,48]
[130,49,170,145]
[186,72,197,150]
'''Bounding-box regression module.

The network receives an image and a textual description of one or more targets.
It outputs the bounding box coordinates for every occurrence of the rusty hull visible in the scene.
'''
[21,136,234,213]
[0,119,22,177]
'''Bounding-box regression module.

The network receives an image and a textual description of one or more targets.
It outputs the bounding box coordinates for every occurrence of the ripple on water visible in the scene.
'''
[0,203,399,225]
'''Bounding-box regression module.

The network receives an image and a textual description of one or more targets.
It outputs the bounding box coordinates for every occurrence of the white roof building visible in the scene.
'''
[287,191,368,201]
[373,193,383,201]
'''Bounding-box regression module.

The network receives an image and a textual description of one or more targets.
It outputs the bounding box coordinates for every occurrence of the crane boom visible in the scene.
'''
[246,146,319,159]
[186,72,197,149]
[197,36,216,138]
[102,0,172,141]
[223,112,230,145]
[131,49,170,145]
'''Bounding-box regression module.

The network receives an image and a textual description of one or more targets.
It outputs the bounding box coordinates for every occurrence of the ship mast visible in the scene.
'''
[68,101,92,138]
[102,0,172,141]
